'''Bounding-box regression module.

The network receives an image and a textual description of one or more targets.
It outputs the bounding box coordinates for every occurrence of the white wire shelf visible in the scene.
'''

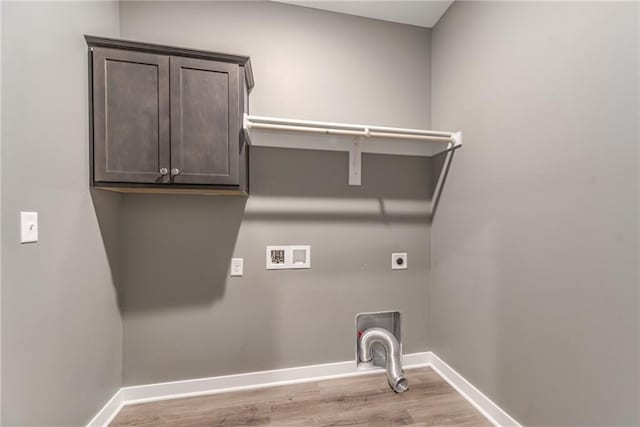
[243,114,462,186]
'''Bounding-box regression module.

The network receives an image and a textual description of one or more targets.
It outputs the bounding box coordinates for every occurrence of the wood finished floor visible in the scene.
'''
[110,367,492,426]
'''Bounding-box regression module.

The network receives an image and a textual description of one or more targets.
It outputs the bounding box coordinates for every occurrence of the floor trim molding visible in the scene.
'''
[120,351,430,407]
[428,353,521,427]
[86,388,123,427]
[87,351,520,427]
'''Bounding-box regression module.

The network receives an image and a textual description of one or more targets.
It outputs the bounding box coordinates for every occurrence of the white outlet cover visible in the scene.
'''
[20,211,38,244]
[392,253,407,270]
[230,258,243,276]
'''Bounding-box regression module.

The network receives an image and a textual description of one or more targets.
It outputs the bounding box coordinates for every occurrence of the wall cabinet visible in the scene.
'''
[86,36,253,195]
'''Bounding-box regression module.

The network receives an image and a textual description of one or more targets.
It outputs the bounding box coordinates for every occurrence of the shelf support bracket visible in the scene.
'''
[349,136,363,186]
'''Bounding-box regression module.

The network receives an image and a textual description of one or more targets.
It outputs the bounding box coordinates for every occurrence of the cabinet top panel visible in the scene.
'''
[85,35,254,91]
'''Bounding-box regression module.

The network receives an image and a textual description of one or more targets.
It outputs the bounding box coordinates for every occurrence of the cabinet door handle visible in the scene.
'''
[160,168,168,175]
[171,168,180,176]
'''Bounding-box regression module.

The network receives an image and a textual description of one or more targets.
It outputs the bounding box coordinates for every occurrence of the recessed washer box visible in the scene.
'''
[266,245,310,270]
[266,246,288,270]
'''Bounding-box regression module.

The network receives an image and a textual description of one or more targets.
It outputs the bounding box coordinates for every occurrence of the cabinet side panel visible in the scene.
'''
[238,66,249,193]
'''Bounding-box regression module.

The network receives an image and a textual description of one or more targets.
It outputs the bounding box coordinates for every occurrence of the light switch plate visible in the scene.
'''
[20,211,38,244]
[230,258,243,276]
[392,253,407,270]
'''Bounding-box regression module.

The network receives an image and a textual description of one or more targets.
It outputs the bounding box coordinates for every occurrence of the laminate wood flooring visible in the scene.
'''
[111,367,491,426]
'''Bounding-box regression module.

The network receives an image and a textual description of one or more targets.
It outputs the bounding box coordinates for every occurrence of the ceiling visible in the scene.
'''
[275,1,454,28]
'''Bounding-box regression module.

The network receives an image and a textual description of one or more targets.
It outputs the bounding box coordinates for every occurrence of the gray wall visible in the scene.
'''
[118,1,433,385]
[1,2,123,425]
[430,2,639,426]
[5,2,634,425]
[0,1,3,421]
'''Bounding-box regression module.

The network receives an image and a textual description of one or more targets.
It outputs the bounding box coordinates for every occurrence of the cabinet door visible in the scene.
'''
[92,48,170,183]
[170,56,240,185]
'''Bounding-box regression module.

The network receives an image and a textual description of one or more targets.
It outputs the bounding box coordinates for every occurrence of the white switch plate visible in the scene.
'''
[20,211,38,244]
[392,253,407,270]
[230,258,243,276]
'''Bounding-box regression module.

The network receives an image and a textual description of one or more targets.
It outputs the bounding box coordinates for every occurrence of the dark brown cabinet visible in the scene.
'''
[170,56,240,186]
[86,36,253,195]
[92,48,171,184]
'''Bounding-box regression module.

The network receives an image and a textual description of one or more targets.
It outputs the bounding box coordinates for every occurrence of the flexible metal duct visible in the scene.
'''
[358,327,408,393]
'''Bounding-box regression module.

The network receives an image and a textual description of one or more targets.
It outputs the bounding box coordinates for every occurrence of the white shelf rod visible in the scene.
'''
[243,114,462,186]
[245,114,457,143]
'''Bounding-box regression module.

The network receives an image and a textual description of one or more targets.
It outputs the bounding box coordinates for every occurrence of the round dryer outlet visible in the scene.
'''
[391,253,407,270]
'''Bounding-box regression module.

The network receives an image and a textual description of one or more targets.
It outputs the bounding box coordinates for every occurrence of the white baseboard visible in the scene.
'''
[86,388,123,427]
[428,352,521,427]
[88,351,519,427]
[121,352,430,405]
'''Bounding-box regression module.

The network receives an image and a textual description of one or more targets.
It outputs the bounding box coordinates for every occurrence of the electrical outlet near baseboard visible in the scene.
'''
[266,245,310,270]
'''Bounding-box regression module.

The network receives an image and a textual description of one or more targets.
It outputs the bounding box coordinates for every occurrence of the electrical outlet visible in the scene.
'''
[230,258,243,276]
[392,253,407,270]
